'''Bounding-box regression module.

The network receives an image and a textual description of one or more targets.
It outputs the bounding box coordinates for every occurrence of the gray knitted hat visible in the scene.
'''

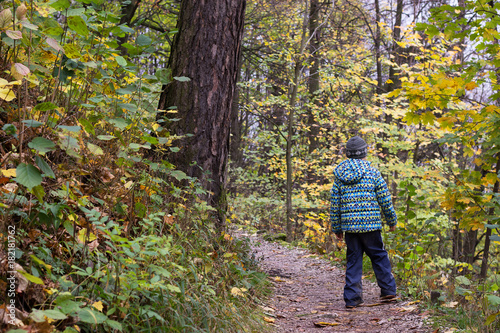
[346,136,368,159]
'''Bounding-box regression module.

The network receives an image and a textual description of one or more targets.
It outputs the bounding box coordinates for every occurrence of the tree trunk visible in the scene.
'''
[157,0,246,229]
[307,0,321,153]
[118,0,142,56]
[480,155,500,278]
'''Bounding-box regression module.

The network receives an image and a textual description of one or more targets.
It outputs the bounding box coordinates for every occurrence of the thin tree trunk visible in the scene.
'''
[480,155,500,278]
[286,0,308,242]
[307,0,321,153]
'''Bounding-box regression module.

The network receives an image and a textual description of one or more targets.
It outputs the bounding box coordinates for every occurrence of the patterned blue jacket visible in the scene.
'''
[330,159,397,233]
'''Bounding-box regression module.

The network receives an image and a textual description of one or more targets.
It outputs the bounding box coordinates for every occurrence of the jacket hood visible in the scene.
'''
[333,159,370,185]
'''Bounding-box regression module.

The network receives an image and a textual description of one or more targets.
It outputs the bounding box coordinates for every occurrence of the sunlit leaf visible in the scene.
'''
[115,55,127,67]
[87,143,104,156]
[63,44,82,59]
[21,21,38,30]
[0,88,16,101]
[6,30,22,39]
[46,37,64,53]
[16,4,28,20]
[0,9,13,29]
[1,169,16,177]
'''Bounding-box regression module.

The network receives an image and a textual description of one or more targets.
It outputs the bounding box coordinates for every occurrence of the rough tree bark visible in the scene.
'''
[157,0,246,229]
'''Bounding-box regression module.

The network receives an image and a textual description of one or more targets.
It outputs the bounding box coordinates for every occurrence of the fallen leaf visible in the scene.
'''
[263,316,275,323]
[231,287,247,297]
[314,321,340,327]
[442,301,458,308]
[261,306,275,312]
[1,169,16,177]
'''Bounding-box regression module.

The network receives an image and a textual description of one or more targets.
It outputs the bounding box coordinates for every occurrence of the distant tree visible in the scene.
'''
[157,0,246,229]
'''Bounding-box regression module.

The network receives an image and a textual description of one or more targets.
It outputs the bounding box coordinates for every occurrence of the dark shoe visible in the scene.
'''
[380,294,396,300]
[345,301,364,309]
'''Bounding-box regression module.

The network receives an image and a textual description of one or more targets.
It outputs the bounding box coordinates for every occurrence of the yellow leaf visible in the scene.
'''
[1,169,16,177]
[263,316,275,323]
[231,287,246,297]
[0,88,16,101]
[92,301,104,312]
[465,82,478,91]
[314,321,340,327]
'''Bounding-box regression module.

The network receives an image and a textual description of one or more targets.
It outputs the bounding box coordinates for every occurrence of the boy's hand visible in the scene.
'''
[335,232,343,241]
[389,225,396,232]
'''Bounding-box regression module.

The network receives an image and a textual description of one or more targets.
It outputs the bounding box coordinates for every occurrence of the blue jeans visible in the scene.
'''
[343,231,396,306]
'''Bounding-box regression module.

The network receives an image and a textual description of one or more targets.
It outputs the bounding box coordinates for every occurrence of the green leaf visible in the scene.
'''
[115,55,127,67]
[105,319,123,331]
[76,308,107,324]
[129,143,149,149]
[487,295,500,306]
[67,16,89,36]
[79,118,95,135]
[141,135,158,145]
[63,220,74,236]
[490,235,500,242]
[58,135,81,158]
[485,312,500,326]
[34,102,57,111]
[155,68,171,84]
[30,254,52,274]
[109,118,130,130]
[97,135,116,141]
[167,284,181,293]
[169,147,180,152]
[170,170,188,181]
[31,184,45,202]
[15,163,42,189]
[3,124,17,136]
[63,44,82,59]
[57,125,81,133]
[35,156,55,178]
[21,21,39,30]
[28,137,56,153]
[173,76,191,82]
[17,269,44,284]
[87,143,103,156]
[22,119,44,128]
[456,275,471,286]
[118,25,135,33]
[118,103,138,112]
[66,8,86,17]
[50,0,71,11]
[136,34,151,46]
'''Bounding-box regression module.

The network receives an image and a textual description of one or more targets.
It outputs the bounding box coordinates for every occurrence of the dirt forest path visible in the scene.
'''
[236,230,431,332]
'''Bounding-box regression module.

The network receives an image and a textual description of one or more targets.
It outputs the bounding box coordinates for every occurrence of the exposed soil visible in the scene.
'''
[235,230,432,333]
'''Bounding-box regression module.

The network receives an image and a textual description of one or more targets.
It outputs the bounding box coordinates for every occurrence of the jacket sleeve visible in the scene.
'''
[374,171,397,226]
[330,180,342,233]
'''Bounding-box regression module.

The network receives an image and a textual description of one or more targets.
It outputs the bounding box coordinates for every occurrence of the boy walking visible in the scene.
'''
[330,136,397,308]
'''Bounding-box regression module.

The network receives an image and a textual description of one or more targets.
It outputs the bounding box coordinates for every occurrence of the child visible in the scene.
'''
[330,136,397,308]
